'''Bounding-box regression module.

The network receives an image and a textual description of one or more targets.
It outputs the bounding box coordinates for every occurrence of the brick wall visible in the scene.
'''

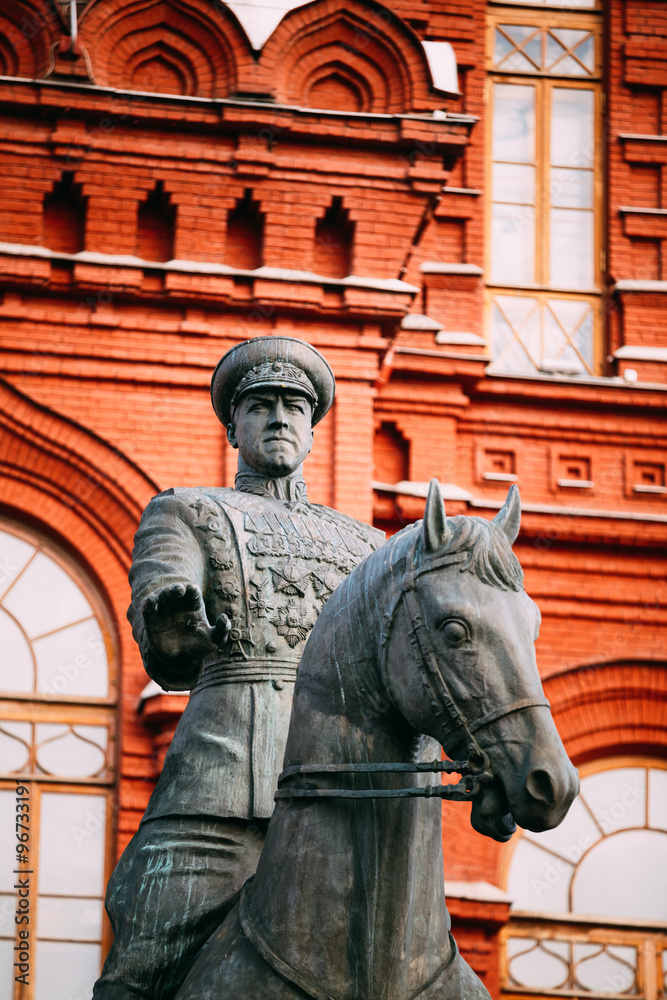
[0,1,666,995]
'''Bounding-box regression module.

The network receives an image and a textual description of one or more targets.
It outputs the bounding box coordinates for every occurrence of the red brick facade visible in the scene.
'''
[0,1,666,995]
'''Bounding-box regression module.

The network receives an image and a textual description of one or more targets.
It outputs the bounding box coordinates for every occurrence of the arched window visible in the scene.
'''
[0,518,117,1000]
[501,759,667,999]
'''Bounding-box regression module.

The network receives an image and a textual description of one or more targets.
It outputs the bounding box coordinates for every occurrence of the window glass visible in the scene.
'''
[0,526,110,700]
[507,765,665,918]
[488,6,601,376]
[551,88,594,168]
[493,25,598,76]
[34,618,108,698]
[3,552,93,639]
[34,941,102,1000]
[39,793,107,897]
[0,722,31,772]
[491,205,536,285]
[492,84,536,163]
[35,724,108,779]
[572,828,667,920]
[550,209,594,289]
[504,763,667,997]
[0,519,116,1000]
[0,608,34,693]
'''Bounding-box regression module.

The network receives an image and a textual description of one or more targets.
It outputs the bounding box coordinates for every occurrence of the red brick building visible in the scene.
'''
[0,2,666,998]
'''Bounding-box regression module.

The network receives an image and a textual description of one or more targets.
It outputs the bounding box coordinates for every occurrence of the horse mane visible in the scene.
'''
[433,514,524,592]
[321,511,523,670]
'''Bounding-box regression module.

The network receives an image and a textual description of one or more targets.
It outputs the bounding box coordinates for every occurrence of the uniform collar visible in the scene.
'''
[234,472,309,503]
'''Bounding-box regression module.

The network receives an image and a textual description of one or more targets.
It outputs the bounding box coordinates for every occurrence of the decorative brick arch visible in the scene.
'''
[79,0,253,97]
[546,660,667,764]
[259,0,434,113]
[0,375,158,651]
[0,0,59,79]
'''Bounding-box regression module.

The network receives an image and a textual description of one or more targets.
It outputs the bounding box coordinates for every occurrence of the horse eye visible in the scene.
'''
[441,620,468,643]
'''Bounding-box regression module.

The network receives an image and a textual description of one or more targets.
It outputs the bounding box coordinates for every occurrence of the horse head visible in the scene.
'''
[383,480,579,842]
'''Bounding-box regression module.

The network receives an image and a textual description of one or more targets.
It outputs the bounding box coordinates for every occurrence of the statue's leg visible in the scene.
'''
[176,905,310,1000]
[92,816,267,1000]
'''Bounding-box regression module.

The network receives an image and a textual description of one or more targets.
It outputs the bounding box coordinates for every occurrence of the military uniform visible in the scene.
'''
[131,476,383,824]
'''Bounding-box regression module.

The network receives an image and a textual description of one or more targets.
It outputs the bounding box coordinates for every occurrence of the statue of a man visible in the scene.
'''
[93,337,384,1000]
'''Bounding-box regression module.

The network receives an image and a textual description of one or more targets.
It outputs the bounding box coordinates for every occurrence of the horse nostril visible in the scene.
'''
[526,768,555,806]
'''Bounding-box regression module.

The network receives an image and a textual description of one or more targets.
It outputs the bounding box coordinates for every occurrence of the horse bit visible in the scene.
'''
[275,546,549,803]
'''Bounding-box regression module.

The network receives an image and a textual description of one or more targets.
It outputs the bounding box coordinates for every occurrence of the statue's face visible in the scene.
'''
[228,388,314,477]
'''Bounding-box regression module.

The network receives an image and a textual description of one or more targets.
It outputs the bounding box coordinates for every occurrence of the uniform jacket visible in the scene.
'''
[128,478,385,821]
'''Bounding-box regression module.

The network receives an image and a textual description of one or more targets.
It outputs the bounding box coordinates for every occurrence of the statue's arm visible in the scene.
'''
[127,493,229,691]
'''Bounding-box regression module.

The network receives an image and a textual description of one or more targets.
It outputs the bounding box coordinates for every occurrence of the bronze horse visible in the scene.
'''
[176,483,579,1000]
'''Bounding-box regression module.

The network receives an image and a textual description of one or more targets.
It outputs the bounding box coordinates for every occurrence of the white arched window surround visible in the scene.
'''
[500,757,667,1000]
[0,517,119,1000]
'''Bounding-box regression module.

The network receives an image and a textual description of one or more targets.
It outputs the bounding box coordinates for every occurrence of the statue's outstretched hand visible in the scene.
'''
[142,583,230,663]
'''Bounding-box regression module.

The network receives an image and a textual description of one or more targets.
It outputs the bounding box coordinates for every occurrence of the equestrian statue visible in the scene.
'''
[174,477,580,1000]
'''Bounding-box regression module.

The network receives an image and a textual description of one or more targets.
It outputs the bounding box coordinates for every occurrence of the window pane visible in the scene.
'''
[493,163,536,204]
[649,769,667,831]
[35,724,107,780]
[34,940,101,1000]
[551,168,593,208]
[39,793,106,897]
[523,794,602,862]
[581,767,646,835]
[3,552,93,639]
[0,893,13,938]
[574,943,637,993]
[493,84,536,163]
[37,896,103,942]
[550,208,594,288]
[0,607,34,693]
[551,88,595,169]
[506,838,573,913]
[572,829,667,920]
[491,204,536,284]
[0,939,15,999]
[0,530,35,597]
[0,721,32,773]
[508,936,570,989]
[34,618,108,699]
[494,30,514,65]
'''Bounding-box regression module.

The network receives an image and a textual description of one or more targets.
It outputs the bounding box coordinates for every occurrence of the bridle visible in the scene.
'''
[276,544,549,803]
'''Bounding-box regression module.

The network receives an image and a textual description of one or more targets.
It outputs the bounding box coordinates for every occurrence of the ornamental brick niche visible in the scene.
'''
[79,0,252,97]
[0,0,55,79]
[43,172,86,255]
[259,0,433,112]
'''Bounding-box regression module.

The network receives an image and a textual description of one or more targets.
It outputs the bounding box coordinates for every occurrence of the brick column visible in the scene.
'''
[333,379,375,523]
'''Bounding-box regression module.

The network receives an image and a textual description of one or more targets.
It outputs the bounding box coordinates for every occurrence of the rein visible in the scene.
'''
[276,543,549,803]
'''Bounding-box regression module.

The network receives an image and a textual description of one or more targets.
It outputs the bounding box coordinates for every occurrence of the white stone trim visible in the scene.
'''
[420,262,484,276]
[0,242,419,293]
[613,345,667,362]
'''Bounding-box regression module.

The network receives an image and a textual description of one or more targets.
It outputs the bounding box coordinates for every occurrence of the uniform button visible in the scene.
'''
[273,679,285,691]
[266,640,278,653]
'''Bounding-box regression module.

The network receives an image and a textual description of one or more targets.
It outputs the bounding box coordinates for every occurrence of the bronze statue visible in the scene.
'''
[93,337,384,1000]
[173,482,579,1000]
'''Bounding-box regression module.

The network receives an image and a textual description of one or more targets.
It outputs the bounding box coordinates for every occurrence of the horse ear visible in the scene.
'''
[492,484,521,544]
[422,479,448,554]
